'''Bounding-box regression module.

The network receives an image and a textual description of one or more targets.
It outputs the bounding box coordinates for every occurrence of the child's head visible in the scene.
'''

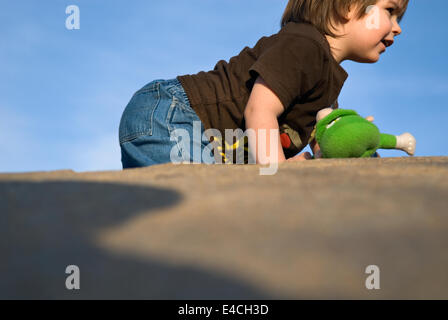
[281,0,410,63]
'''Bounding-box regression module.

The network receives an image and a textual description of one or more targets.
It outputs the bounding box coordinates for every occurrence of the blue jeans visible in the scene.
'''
[119,78,216,169]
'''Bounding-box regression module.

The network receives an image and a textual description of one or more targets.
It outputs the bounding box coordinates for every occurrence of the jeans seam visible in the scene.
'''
[166,96,188,162]
[165,80,192,111]
[120,132,148,145]
[148,82,161,136]
[135,85,159,95]
[176,98,195,114]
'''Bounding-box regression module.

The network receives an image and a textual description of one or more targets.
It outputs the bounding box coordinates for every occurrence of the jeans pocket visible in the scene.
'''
[119,84,161,144]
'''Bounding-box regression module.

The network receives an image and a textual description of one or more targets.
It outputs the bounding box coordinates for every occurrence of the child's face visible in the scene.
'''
[343,0,404,63]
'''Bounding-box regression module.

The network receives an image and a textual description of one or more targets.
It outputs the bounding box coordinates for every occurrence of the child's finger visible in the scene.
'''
[366,116,374,122]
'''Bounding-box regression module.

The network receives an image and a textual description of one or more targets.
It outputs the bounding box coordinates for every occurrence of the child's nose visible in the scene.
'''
[392,20,402,36]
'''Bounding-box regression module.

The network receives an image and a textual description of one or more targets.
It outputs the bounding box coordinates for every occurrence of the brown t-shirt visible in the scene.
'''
[177,22,348,162]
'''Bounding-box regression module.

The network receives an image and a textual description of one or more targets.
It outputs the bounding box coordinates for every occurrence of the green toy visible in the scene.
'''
[314,108,416,159]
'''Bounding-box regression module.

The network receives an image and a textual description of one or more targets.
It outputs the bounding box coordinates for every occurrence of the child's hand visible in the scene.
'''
[286,152,312,162]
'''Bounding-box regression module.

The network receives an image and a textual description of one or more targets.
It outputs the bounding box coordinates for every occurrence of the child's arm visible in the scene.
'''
[244,76,285,164]
[244,76,310,164]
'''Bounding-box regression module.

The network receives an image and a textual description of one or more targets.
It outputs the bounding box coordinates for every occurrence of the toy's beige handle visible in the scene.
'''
[396,133,416,156]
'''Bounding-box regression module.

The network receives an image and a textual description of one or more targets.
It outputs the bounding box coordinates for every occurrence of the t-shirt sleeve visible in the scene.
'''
[249,35,325,110]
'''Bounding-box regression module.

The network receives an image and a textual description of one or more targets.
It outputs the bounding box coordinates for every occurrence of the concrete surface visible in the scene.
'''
[1,156,447,299]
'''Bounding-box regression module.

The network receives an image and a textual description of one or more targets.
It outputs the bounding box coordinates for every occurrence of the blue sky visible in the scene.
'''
[0,0,447,173]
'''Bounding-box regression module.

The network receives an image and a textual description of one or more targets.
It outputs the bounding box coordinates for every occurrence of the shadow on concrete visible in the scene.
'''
[0,180,276,299]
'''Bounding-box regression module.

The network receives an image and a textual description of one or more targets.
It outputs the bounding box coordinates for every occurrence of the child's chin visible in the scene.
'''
[357,53,380,63]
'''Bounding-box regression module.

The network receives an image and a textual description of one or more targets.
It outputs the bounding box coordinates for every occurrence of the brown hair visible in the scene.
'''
[281,0,409,37]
